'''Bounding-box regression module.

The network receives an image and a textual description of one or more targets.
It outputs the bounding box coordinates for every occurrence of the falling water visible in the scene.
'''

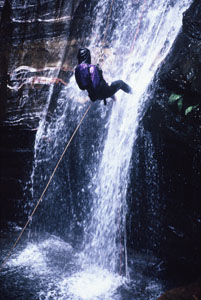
[82,0,192,274]
[2,0,193,299]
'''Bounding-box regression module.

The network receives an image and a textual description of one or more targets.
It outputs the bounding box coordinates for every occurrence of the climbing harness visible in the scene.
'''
[0,104,91,271]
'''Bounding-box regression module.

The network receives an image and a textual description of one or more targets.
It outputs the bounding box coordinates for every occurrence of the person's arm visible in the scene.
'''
[75,67,86,90]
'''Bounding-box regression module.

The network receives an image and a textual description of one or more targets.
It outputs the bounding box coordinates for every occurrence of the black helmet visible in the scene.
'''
[77,48,91,64]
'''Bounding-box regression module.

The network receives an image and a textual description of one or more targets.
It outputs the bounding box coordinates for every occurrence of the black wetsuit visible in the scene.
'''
[83,66,132,103]
[75,48,132,104]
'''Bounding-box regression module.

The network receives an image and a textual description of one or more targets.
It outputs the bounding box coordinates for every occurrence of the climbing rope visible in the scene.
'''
[118,0,147,276]
[103,0,115,44]
[0,103,91,271]
[98,0,115,64]
[130,0,147,54]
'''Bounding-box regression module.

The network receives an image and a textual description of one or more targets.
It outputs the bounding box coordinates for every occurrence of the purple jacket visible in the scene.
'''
[75,63,107,100]
[75,63,102,90]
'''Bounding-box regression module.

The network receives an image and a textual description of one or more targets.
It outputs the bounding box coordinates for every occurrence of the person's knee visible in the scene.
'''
[121,81,132,94]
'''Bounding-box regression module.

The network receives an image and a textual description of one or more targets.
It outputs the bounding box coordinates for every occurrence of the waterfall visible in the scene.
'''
[5,0,193,299]
[82,0,192,274]
[30,0,192,268]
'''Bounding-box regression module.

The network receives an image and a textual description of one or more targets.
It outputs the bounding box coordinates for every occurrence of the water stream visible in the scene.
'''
[1,1,192,299]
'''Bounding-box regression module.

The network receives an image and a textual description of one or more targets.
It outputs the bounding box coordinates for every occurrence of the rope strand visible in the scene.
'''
[0,103,91,271]
[130,0,147,54]
[98,0,115,64]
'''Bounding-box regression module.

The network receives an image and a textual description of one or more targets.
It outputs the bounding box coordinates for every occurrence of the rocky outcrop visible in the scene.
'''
[161,0,201,95]
[144,0,201,147]
[0,0,83,128]
[130,0,201,284]
[0,0,79,228]
[157,279,201,300]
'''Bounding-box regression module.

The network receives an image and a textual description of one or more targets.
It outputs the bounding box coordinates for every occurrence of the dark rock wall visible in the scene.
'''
[0,0,85,228]
[0,127,35,227]
[0,0,82,128]
[157,278,201,300]
[127,0,201,283]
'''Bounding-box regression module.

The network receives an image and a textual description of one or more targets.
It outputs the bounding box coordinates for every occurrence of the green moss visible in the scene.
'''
[185,105,199,116]
[177,98,183,112]
[168,93,199,116]
[168,93,183,103]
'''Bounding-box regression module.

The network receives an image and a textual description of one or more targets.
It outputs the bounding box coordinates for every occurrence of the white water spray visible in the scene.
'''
[82,0,192,276]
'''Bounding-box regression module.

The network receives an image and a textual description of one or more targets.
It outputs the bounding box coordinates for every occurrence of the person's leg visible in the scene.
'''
[97,80,132,101]
[107,80,132,97]
[111,94,117,101]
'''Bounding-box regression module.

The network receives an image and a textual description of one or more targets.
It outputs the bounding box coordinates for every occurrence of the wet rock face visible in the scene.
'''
[0,0,102,129]
[183,0,201,40]
[0,126,35,228]
[0,0,86,227]
[134,0,201,283]
[0,0,82,128]
[160,0,201,96]
[157,279,201,300]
